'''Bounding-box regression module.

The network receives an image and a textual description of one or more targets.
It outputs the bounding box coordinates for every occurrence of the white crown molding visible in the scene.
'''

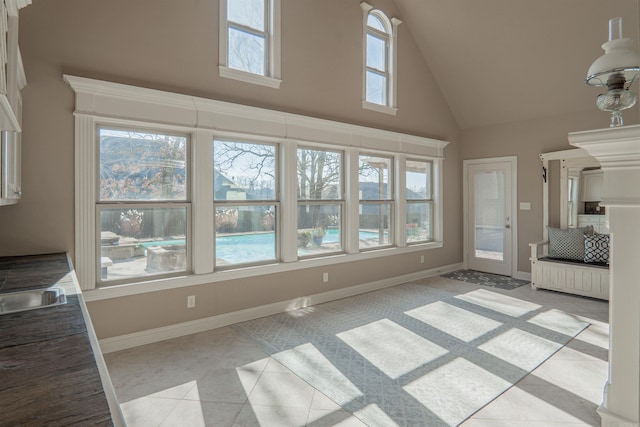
[64,75,448,158]
[569,124,640,169]
[569,124,640,207]
[98,261,462,353]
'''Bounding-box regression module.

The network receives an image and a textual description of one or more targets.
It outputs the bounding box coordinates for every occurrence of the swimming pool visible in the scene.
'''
[140,229,387,264]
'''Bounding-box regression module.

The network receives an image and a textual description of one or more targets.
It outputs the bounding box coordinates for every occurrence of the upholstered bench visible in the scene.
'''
[530,240,609,300]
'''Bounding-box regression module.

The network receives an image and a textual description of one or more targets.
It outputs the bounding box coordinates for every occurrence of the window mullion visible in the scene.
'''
[396,154,407,247]
[345,148,359,254]
[281,141,297,262]
[193,129,214,275]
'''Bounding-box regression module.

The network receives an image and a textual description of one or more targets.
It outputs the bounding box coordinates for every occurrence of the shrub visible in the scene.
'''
[216,208,238,233]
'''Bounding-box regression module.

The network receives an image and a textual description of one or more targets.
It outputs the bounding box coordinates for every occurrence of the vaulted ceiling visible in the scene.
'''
[394,0,640,129]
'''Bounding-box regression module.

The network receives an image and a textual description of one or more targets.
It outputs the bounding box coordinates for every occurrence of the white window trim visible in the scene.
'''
[361,2,401,115]
[64,75,447,298]
[219,0,282,89]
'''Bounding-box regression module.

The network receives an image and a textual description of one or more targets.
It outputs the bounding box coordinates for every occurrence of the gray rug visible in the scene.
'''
[234,283,587,426]
[442,270,530,290]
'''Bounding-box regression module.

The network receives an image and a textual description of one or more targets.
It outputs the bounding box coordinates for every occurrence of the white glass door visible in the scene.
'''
[467,161,513,276]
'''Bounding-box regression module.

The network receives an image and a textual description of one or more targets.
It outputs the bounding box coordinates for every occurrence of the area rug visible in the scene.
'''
[234,282,588,426]
[442,269,530,290]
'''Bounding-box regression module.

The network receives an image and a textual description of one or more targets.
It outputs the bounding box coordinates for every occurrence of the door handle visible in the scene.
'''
[505,224,511,229]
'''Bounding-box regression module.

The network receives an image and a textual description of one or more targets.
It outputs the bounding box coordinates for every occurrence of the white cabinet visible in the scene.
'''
[581,169,603,202]
[0,0,28,206]
[578,214,609,234]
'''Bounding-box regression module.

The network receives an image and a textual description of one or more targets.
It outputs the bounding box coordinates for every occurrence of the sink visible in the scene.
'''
[0,287,67,315]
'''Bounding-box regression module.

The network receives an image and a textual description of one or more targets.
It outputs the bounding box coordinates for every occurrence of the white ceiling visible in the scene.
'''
[394,0,640,129]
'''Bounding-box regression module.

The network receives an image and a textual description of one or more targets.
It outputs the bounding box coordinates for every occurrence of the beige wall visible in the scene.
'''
[460,109,639,274]
[5,0,462,338]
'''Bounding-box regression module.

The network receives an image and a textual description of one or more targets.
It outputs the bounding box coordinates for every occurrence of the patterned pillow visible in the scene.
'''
[584,233,610,264]
[547,226,593,261]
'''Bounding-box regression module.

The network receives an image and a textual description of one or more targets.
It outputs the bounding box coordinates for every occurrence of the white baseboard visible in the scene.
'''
[515,271,532,281]
[99,262,462,354]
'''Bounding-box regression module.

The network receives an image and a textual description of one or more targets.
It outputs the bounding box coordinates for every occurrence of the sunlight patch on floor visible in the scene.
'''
[337,318,448,379]
[406,301,503,342]
[404,357,511,426]
[478,328,561,371]
[455,288,541,317]
[274,343,362,406]
[528,309,588,335]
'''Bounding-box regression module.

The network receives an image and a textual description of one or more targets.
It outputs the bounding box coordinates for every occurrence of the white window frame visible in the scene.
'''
[361,2,400,115]
[219,0,282,89]
[213,138,281,269]
[65,75,447,299]
[296,146,345,259]
[405,158,435,244]
[358,152,394,251]
[96,126,192,286]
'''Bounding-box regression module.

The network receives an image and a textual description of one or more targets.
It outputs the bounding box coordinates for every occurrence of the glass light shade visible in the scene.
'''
[596,89,638,127]
[586,17,640,86]
[586,17,640,127]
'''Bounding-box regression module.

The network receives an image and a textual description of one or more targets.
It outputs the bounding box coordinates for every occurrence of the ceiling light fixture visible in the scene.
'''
[586,17,640,127]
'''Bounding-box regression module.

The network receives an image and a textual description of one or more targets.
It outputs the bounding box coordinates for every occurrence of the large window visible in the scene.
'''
[219,0,281,88]
[361,3,400,115]
[297,148,343,257]
[214,140,278,267]
[98,128,189,283]
[359,154,393,249]
[69,75,447,293]
[406,159,434,243]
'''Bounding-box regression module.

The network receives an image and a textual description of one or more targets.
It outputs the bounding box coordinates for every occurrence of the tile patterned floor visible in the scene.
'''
[104,276,609,426]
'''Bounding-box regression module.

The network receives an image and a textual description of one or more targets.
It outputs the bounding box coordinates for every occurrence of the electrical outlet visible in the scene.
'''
[322,272,329,283]
[187,295,196,308]
[420,255,424,264]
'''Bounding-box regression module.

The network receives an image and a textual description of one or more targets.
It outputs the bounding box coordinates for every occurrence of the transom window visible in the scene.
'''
[361,3,401,115]
[365,13,390,106]
[219,0,282,88]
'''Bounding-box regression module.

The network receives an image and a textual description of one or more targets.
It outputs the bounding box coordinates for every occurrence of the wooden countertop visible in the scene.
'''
[0,253,114,426]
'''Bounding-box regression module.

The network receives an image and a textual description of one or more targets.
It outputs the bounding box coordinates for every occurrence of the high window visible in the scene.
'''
[213,140,279,267]
[361,3,400,115]
[359,154,393,249]
[405,159,434,243]
[98,128,190,284]
[297,148,343,257]
[219,0,281,88]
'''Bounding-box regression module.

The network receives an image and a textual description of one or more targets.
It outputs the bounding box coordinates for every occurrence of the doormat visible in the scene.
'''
[441,270,529,290]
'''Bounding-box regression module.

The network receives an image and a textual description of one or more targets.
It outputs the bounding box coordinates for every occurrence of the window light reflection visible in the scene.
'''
[337,318,448,379]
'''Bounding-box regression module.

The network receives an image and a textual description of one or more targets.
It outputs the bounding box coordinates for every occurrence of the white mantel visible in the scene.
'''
[569,124,640,427]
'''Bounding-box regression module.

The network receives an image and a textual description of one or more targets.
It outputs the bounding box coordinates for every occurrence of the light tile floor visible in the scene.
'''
[104,276,609,426]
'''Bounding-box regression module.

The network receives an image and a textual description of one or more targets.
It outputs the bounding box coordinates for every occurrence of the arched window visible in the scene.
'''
[361,3,400,114]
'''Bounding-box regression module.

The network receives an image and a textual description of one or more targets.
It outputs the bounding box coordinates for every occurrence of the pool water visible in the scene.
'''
[141,229,387,265]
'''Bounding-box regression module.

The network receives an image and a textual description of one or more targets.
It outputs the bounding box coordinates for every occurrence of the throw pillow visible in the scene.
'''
[547,226,593,261]
[584,233,610,264]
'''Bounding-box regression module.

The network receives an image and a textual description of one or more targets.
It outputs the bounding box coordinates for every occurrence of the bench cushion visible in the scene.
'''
[538,256,609,269]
